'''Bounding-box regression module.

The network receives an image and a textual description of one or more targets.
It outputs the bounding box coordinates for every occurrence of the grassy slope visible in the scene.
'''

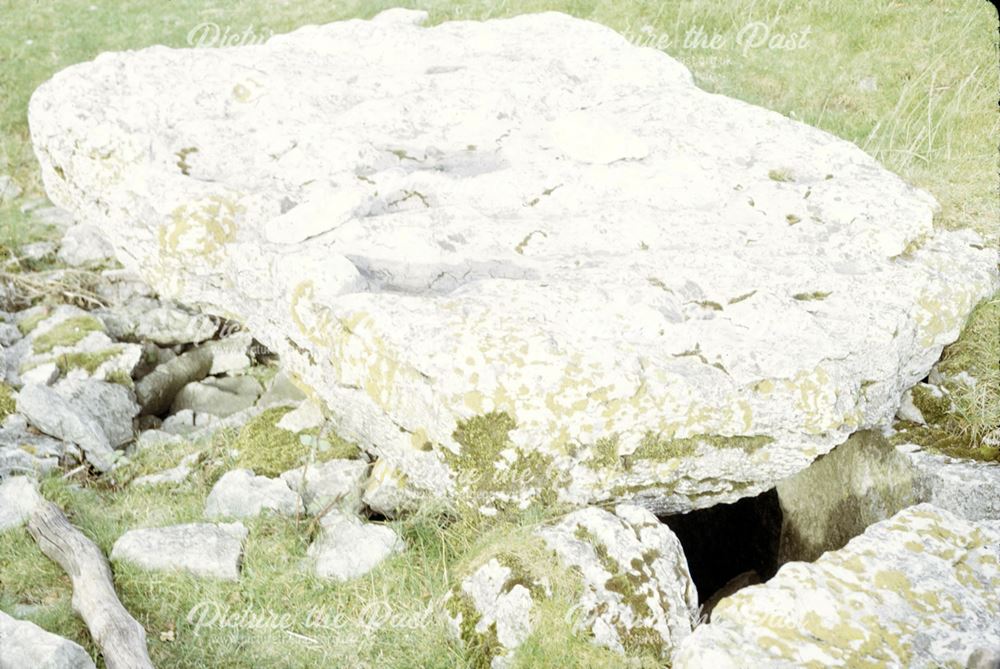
[0,1,997,667]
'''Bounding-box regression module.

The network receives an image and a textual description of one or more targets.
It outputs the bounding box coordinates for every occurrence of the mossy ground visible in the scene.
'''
[0,1,996,667]
[231,406,360,477]
[892,297,1000,462]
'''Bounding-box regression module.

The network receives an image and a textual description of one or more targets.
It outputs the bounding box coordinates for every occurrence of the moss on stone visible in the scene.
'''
[911,385,951,425]
[768,168,794,182]
[447,412,565,513]
[792,291,831,301]
[0,383,16,420]
[588,436,621,469]
[32,315,104,354]
[106,369,134,388]
[17,309,49,336]
[54,347,122,375]
[630,432,772,463]
[233,406,360,477]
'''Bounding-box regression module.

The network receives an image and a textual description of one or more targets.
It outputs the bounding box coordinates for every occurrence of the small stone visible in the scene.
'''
[20,362,59,386]
[171,376,261,417]
[257,371,306,408]
[131,452,200,487]
[203,332,253,375]
[857,76,878,92]
[110,522,247,580]
[0,610,95,668]
[16,379,139,472]
[276,400,324,433]
[307,510,403,581]
[362,458,418,518]
[160,409,216,435]
[205,468,301,519]
[896,388,925,424]
[133,428,184,451]
[134,346,213,416]
[280,459,368,514]
[0,322,21,347]
[0,476,43,531]
[0,175,22,202]
[901,444,1000,522]
[57,224,115,266]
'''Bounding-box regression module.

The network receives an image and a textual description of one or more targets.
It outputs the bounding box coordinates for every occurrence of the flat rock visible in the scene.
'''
[205,468,300,518]
[279,458,367,514]
[134,304,217,346]
[673,504,1000,668]
[0,476,43,531]
[0,610,95,669]
[110,521,247,579]
[27,10,998,513]
[307,510,402,581]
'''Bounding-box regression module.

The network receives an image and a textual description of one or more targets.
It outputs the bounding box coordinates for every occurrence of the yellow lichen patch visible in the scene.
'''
[159,194,242,256]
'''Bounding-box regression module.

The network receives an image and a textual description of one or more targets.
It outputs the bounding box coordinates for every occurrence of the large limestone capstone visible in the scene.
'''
[27,9,997,513]
[673,504,1000,668]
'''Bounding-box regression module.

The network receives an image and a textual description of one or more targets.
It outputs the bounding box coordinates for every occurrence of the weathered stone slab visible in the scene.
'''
[673,504,1000,668]
[0,476,42,532]
[204,468,300,519]
[898,442,1000,522]
[110,522,247,580]
[28,10,998,512]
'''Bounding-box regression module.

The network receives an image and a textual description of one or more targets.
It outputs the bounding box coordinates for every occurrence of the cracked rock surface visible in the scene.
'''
[27,9,998,512]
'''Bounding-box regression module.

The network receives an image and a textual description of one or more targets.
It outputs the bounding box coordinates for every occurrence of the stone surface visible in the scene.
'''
[279,458,367,514]
[57,223,115,267]
[0,610,95,669]
[775,430,918,563]
[899,443,1000,521]
[307,510,403,581]
[17,379,138,471]
[673,504,1000,668]
[110,521,247,579]
[205,468,301,518]
[134,346,212,415]
[28,10,998,512]
[0,476,43,532]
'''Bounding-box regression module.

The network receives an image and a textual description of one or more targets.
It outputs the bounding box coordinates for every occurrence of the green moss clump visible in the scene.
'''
[447,412,565,513]
[0,383,16,420]
[630,432,772,463]
[587,436,621,469]
[17,309,50,336]
[233,406,359,477]
[911,384,952,425]
[793,291,831,301]
[54,347,121,375]
[768,168,794,182]
[32,316,105,354]
[105,369,134,388]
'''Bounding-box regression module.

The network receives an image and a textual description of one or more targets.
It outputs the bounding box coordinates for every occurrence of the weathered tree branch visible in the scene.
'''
[27,499,154,669]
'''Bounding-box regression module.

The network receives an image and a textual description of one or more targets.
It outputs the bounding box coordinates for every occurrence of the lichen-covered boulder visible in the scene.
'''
[673,504,1000,668]
[28,9,998,513]
[446,505,697,667]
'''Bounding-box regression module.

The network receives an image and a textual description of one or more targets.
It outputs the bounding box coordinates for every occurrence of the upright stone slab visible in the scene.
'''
[28,9,998,513]
[673,504,1000,668]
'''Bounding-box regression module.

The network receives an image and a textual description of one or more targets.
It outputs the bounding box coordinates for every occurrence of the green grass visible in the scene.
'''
[0,1,997,666]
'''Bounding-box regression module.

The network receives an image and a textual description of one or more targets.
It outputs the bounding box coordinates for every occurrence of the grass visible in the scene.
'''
[0,1,997,667]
